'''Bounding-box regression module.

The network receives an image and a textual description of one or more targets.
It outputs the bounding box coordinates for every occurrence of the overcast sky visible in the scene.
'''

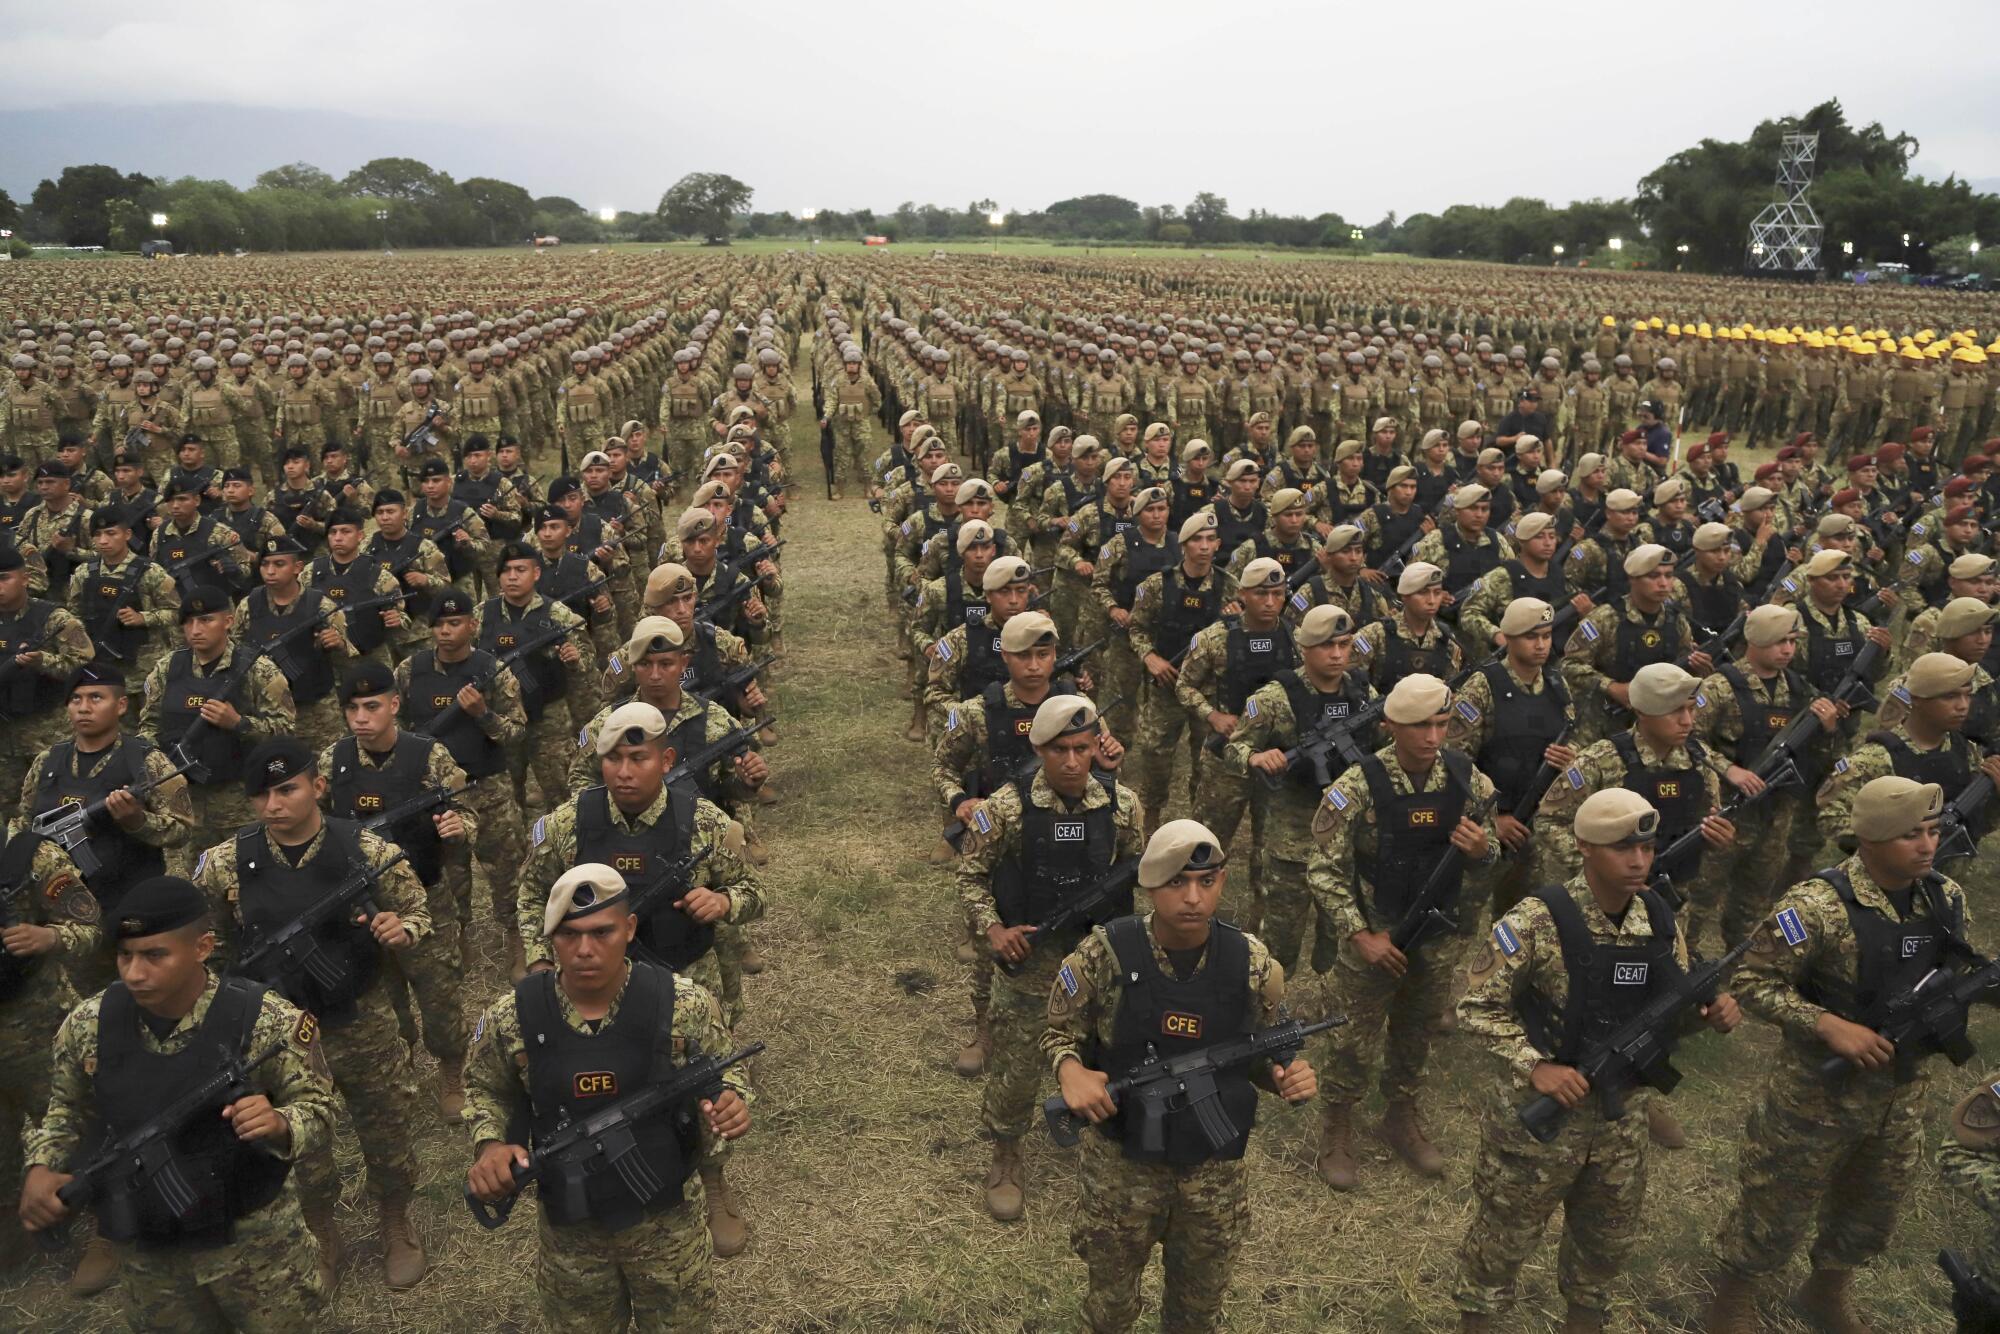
[2,2,1996,220]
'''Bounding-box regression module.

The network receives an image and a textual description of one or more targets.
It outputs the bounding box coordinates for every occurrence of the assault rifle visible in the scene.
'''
[661,715,767,790]
[693,565,777,626]
[401,402,445,453]
[1375,521,1429,582]
[1683,610,1745,671]
[465,1039,765,1230]
[718,538,786,584]
[1552,585,1608,642]
[414,621,571,740]
[1053,635,1107,681]
[229,850,409,994]
[30,752,199,878]
[692,653,777,709]
[1042,1014,1344,1151]
[47,1039,286,1246]
[1500,726,1574,857]
[1938,772,1996,866]
[1648,786,1772,911]
[171,645,270,784]
[253,591,402,683]
[1819,954,2000,1085]
[358,780,478,841]
[1258,694,1385,792]
[0,623,53,711]
[996,856,1140,977]
[1516,932,1757,1141]
[623,845,714,923]
[1941,1248,2000,1331]
[1386,789,1499,954]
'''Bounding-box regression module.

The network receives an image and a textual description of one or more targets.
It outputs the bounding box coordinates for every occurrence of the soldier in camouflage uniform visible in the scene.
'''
[3,354,62,469]
[821,345,882,499]
[464,863,750,1334]
[1706,775,1984,1334]
[1561,544,1706,743]
[1453,788,1741,1333]
[21,875,338,1324]
[1940,1069,2000,1326]
[0,545,97,827]
[1043,818,1316,1334]
[1127,513,1231,831]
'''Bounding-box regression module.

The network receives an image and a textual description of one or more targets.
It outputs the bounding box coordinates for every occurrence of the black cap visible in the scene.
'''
[326,506,367,531]
[160,477,197,499]
[461,433,491,455]
[532,505,568,527]
[111,452,143,470]
[418,458,450,478]
[495,541,539,572]
[108,876,208,941]
[244,737,315,797]
[178,432,203,447]
[340,660,396,703]
[89,504,132,532]
[34,461,71,480]
[373,488,405,509]
[0,546,24,573]
[66,660,125,694]
[546,477,580,502]
[320,441,348,459]
[430,589,476,622]
[220,466,252,484]
[258,534,307,560]
[178,584,234,620]
[1640,398,1665,418]
[280,446,310,464]
[0,454,23,473]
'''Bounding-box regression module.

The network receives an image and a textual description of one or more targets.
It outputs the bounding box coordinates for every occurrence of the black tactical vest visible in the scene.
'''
[1607,602,1683,682]
[1275,670,1376,791]
[1220,620,1296,713]
[0,598,60,719]
[1368,618,1452,691]
[307,552,391,653]
[1519,885,1682,1066]
[1354,749,1473,928]
[573,785,709,968]
[414,500,476,581]
[1720,664,1806,775]
[329,733,445,884]
[1153,566,1224,662]
[480,597,566,712]
[402,648,509,778]
[1802,604,1865,694]
[235,819,381,1025]
[240,587,335,705]
[989,773,1122,946]
[1474,663,1570,808]
[73,558,152,663]
[34,737,165,909]
[1800,866,1964,1063]
[158,648,254,790]
[958,617,1009,701]
[1611,732,1709,878]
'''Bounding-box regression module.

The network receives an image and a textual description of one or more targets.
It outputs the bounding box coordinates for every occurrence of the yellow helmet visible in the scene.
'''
[1823,325,1839,337]
[1900,345,1925,361]
[1630,318,1646,331]
[1915,328,1936,344]
[1697,323,1714,338]
[1953,346,1983,363]
[1789,324,1806,337]
[1666,323,1681,336]
[1648,317,1664,329]
[1601,315,1616,327]
[1988,340,2000,355]
[1879,339,1899,353]
[1926,343,1947,359]
[1841,324,1857,335]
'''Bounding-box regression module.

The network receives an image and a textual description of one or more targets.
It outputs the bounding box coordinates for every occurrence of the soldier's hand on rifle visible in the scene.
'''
[1866,625,1892,650]
[1685,650,1714,676]
[468,1142,531,1203]
[702,1089,750,1141]
[1529,1061,1590,1109]
[1570,592,1595,620]
[1450,815,1489,859]
[314,627,341,652]
[198,698,242,730]
[1361,566,1387,585]
[674,887,731,925]
[1097,732,1125,768]
[732,752,768,787]
[116,605,145,628]
[1,921,57,957]
[1057,1057,1117,1124]
[556,640,581,666]
[1810,698,1843,732]
[403,571,431,589]
[434,809,467,842]
[1352,929,1408,977]
[383,606,405,630]
[590,593,613,616]
[1206,710,1237,738]
[19,1165,74,1230]
[1726,765,1768,799]
[365,909,413,948]
[740,680,767,712]
[1144,652,1178,686]
[1493,813,1531,851]
[953,797,984,826]
[12,650,41,672]
[1701,992,1742,1034]
[1699,809,1736,849]
[742,591,767,625]
[1815,1011,1895,1070]
[104,787,144,828]
[1249,748,1289,776]
[1271,1057,1317,1104]
[1109,607,1132,628]
[222,1093,288,1147]
[986,921,1038,965]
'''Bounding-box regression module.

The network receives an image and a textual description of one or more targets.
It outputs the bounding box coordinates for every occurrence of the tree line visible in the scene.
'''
[3,99,1993,274]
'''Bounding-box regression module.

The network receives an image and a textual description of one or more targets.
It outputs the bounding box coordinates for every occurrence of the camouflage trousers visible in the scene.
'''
[1689,797,1798,956]
[0,710,69,828]
[296,985,423,1207]
[462,776,528,926]
[1098,637,1141,739]
[514,704,579,822]
[1715,1059,1928,1278]
[664,422,707,485]
[535,1192,715,1333]
[0,987,67,1233]
[116,1192,324,1333]
[1050,571,1090,647]
[388,856,472,1065]
[982,948,1067,1140]
[1454,1094,1650,1317]
[1069,1131,1249,1333]
[832,419,872,491]
[1193,756,1264,931]
[9,428,56,471]
[1320,935,1458,1104]
[1255,852,1312,976]
[293,696,347,758]
[1130,681,1201,818]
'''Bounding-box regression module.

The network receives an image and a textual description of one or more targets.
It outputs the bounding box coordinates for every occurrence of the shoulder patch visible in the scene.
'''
[1244,698,1259,720]
[1569,545,1585,560]
[1292,589,1310,611]
[1099,543,1113,560]
[945,706,960,732]
[193,848,209,878]
[1775,906,1807,947]
[1910,522,1927,539]
[1579,619,1599,642]
[1058,964,1078,996]
[606,652,622,674]
[1354,633,1371,655]
[576,727,590,750]
[1908,549,1925,565]
[1325,786,1349,811]
[1833,756,1849,774]
[1695,690,1707,708]
[1565,765,1585,789]
[936,638,953,662]
[472,1013,485,1044]
[1456,699,1480,724]
[972,806,992,834]
[1493,921,1522,957]
[531,816,547,847]
[292,1010,319,1049]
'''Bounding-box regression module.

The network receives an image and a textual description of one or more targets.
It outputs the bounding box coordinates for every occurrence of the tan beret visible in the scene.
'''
[955,519,996,553]
[1692,522,1735,553]
[677,508,718,541]
[1628,662,1701,716]
[1498,597,1555,637]
[1286,425,1317,448]
[1133,485,1169,511]
[1373,416,1398,434]
[1137,818,1227,890]
[1937,596,2000,640]
[1570,453,1606,485]
[1456,420,1483,441]
[1949,552,1997,581]
[1247,410,1273,426]
[1574,789,1661,846]
[623,615,684,657]
[1384,672,1451,724]
[1000,609,1057,652]
[1453,482,1491,507]
[1267,487,1306,516]
[1653,478,1687,505]
[1514,434,1543,455]
[913,429,944,453]
[1536,468,1568,496]
[1100,457,1134,482]
[1815,512,1856,537]
[1028,693,1097,746]
[1222,458,1261,483]
[645,562,696,603]
[956,478,996,504]
[1017,409,1041,426]
[1802,548,1851,577]
[1179,511,1218,543]
[1851,775,1944,842]
[579,449,612,469]
[692,479,730,508]
[1070,435,1103,458]
[1477,447,1505,468]
[899,408,924,427]
[1419,429,1448,452]
[1623,543,1673,576]
[1513,511,1555,542]
[1386,464,1417,487]
[701,452,739,480]
[1604,487,1642,513]
[982,556,1033,592]
[1239,557,1286,589]
[1143,421,1171,442]
[595,700,667,756]
[1333,440,1364,463]
[542,863,628,939]
[1323,524,1363,553]
[1738,485,1775,512]
[1906,650,1978,698]
[929,461,964,485]
[1181,439,1212,462]
[1297,603,1355,647]
[1397,561,1444,595]
[1743,604,1802,647]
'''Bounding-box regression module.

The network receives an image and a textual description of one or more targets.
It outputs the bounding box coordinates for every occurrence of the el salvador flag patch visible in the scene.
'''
[1456,699,1480,723]
[193,849,209,878]
[1494,921,1522,956]
[945,707,959,732]
[1244,698,1259,719]
[1325,787,1349,811]
[1569,545,1584,560]
[1565,765,1585,789]
[1908,549,1925,565]
[972,807,992,834]
[531,816,547,847]
[1292,590,1309,611]
[1776,906,1807,947]
[1355,634,1371,655]
[1579,620,1599,641]
[937,639,953,662]
[1058,964,1078,996]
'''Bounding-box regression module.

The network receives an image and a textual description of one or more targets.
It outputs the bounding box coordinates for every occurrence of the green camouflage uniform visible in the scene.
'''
[140,645,297,858]
[0,602,97,827]
[1816,723,2000,904]
[67,553,181,689]
[1560,600,1699,743]
[233,592,355,755]
[472,593,599,819]
[1127,565,1235,818]
[1940,1070,2000,1282]
[0,833,92,1232]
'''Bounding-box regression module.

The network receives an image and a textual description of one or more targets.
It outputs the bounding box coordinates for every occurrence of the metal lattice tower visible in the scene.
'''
[1745,132,1823,274]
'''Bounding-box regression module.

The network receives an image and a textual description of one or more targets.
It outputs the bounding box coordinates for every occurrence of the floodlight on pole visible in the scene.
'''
[1607,237,1623,252]
[989,209,1005,255]
[1842,240,1854,255]
[1551,244,1564,257]
[800,209,817,222]
[150,213,169,228]
[1973,241,1983,256]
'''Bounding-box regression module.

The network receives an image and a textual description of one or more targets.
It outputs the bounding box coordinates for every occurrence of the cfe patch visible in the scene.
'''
[573,1070,618,1098]
[1161,1011,1203,1039]
[292,1011,319,1049]
[1776,906,1808,947]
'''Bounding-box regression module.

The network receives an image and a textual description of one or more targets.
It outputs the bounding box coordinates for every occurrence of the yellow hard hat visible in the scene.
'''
[1900,346,1925,361]
[1915,329,1936,344]
[1988,340,2000,355]
[1879,339,1898,353]
[1926,343,1947,359]
[1823,326,1839,337]
[1648,317,1664,329]
[1697,323,1714,338]
[1630,318,1645,331]
[1789,324,1806,337]
[1953,346,1983,363]
[1841,325,1857,335]
[1601,315,1616,327]
[1666,323,1681,336]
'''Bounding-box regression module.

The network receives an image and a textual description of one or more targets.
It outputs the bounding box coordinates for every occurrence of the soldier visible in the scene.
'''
[177,355,246,475]
[819,345,881,500]
[463,862,751,1333]
[1223,487,1318,587]
[1706,776,1984,1334]
[1354,562,1465,694]
[1056,456,1138,649]
[478,543,600,821]
[1128,512,1230,832]
[1940,1071,2000,1329]
[1308,672,1498,1189]
[1562,545,1708,742]
[191,737,432,1290]
[235,535,355,753]
[141,585,297,859]
[0,544,96,825]
[924,556,1040,720]
[4,353,61,468]
[1043,818,1318,1334]
[16,461,93,595]
[69,505,179,689]
[520,701,763,1256]
[1459,512,1580,653]
[154,477,250,597]
[19,875,338,1323]
[1453,789,1742,1334]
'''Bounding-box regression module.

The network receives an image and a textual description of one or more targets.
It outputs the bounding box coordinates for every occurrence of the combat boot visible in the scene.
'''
[741,825,771,867]
[301,1195,342,1292]
[1701,1273,1761,1334]
[1381,1099,1446,1178]
[68,1234,120,1296]
[436,1059,466,1120]
[954,1013,992,1078]
[904,699,927,743]
[1797,1268,1873,1334]
[506,931,527,984]
[984,1137,1025,1222]
[1645,1100,1687,1150]
[1562,1302,1604,1333]
[1315,1101,1359,1191]
[378,1198,427,1289]
[737,942,768,975]
[700,1163,749,1257]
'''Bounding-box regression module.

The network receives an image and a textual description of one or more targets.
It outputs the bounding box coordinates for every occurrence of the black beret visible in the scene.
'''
[326,506,367,530]
[177,432,203,446]
[0,546,24,573]
[545,477,580,502]
[460,433,491,454]
[108,876,208,941]
[110,453,144,470]
[494,541,539,571]
[220,466,252,484]
[66,660,125,693]
[373,488,405,508]
[243,737,315,796]
[320,441,348,459]
[257,534,307,560]
[178,584,233,620]
[430,589,476,621]
[160,478,196,499]
[89,504,132,532]
[34,461,71,480]
[0,454,24,473]
[280,446,310,464]
[418,458,450,478]
[532,505,568,527]
[340,660,396,702]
